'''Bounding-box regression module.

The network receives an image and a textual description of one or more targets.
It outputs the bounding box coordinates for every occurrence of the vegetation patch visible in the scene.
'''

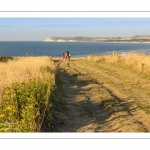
[0,56,14,62]
[0,78,54,132]
[0,56,56,132]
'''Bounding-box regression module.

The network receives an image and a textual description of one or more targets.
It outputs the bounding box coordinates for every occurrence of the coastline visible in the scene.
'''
[44,35,150,44]
[44,41,150,44]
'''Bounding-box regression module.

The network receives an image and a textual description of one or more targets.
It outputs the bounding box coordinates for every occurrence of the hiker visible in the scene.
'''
[64,51,70,67]
[62,53,65,61]
[66,51,71,61]
[68,52,71,61]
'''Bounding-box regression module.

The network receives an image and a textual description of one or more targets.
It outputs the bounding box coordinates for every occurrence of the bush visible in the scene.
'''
[0,56,14,62]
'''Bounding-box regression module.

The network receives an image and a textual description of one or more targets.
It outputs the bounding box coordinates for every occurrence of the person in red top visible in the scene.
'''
[62,53,65,61]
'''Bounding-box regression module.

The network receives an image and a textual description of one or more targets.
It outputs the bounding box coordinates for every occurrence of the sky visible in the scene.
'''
[0,18,150,41]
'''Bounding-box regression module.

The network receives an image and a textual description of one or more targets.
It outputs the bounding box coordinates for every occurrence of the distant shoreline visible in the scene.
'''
[44,41,150,44]
[44,35,150,43]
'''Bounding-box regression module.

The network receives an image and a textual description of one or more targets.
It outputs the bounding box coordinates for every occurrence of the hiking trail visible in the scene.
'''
[50,59,150,132]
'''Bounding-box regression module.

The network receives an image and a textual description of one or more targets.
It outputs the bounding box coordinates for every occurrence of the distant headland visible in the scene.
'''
[44,35,150,43]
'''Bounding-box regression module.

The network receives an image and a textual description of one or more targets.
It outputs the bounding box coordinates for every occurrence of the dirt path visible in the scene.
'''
[51,59,150,132]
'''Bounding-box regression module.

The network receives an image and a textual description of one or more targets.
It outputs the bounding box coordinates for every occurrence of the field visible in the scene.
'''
[0,56,56,132]
[1,53,150,132]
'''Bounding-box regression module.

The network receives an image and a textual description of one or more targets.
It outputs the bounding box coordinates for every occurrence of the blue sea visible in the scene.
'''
[1,41,150,57]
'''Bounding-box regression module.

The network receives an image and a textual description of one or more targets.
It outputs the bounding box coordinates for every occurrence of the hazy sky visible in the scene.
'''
[0,18,150,41]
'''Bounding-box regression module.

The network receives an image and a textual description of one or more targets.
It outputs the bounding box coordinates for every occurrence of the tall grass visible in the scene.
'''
[0,56,56,132]
[87,52,150,77]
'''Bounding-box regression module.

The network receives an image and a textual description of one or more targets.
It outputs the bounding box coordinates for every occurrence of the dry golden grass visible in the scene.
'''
[87,53,150,75]
[0,56,55,102]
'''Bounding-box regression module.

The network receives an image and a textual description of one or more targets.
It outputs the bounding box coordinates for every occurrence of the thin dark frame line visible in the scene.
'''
[0,138,150,139]
[1,11,150,12]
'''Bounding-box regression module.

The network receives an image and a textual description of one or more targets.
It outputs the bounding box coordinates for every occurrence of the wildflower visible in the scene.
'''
[0,114,5,118]
[26,97,32,101]
[4,128,10,132]
[16,90,21,93]
[0,128,4,132]
[21,119,25,123]
[28,105,33,109]
[6,105,14,111]
[30,95,34,99]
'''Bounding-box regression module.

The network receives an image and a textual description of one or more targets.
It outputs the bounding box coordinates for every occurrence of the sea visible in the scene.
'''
[1,41,150,58]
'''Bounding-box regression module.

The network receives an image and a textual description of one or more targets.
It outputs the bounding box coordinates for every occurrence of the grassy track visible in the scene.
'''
[51,56,150,132]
